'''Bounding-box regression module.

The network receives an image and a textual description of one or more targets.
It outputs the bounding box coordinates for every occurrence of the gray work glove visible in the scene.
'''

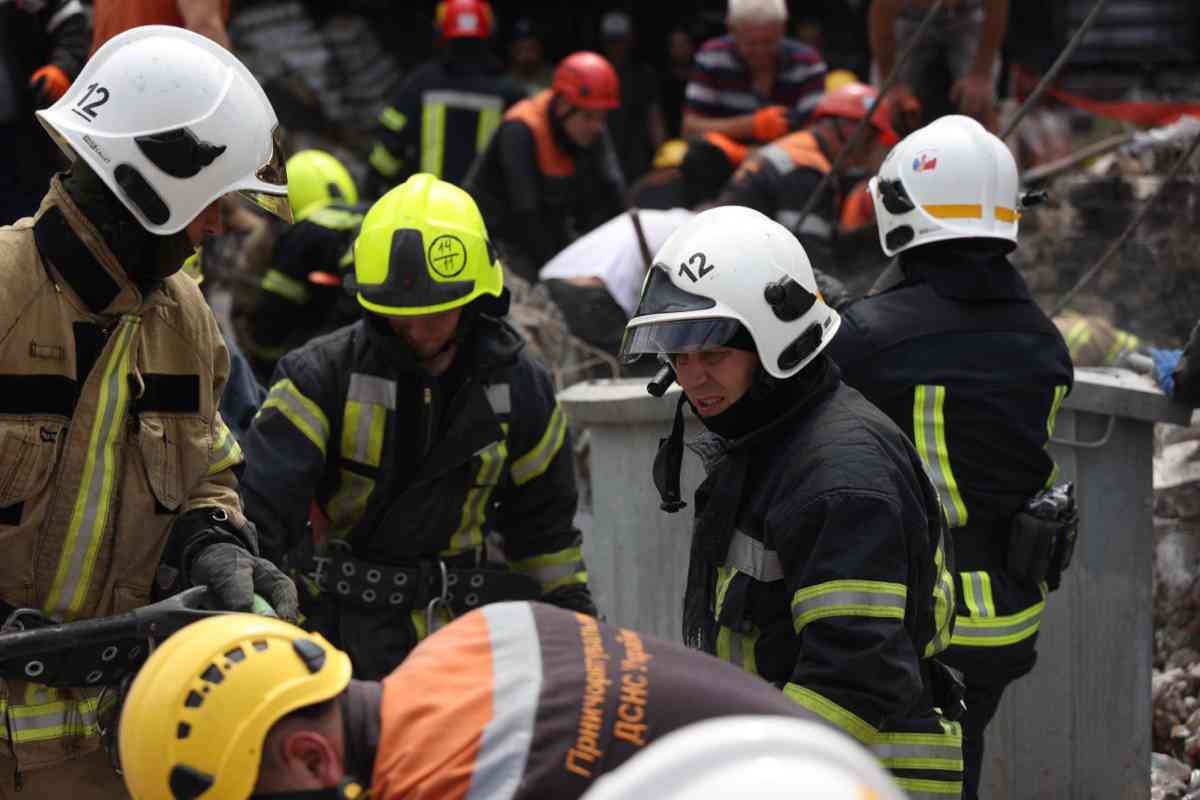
[190,542,300,622]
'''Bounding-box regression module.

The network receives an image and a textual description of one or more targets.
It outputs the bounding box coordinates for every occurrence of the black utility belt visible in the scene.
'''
[1007,482,1079,592]
[0,604,148,688]
[303,551,541,615]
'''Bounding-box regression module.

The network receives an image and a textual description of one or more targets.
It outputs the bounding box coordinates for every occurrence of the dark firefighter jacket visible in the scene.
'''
[827,244,1074,680]
[367,57,525,190]
[235,201,368,370]
[715,130,842,271]
[462,89,626,270]
[687,355,960,798]
[365,601,827,799]
[239,312,593,678]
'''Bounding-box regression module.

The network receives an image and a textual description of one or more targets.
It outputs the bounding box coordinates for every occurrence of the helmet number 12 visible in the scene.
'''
[73,83,110,123]
[678,252,714,283]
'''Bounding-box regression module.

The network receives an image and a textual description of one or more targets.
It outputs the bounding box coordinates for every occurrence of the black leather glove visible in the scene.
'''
[189,542,299,621]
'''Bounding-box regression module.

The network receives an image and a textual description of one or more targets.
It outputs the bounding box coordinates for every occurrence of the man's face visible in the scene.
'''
[731,20,784,73]
[668,30,695,67]
[185,200,223,247]
[556,100,608,148]
[386,307,463,375]
[672,347,759,417]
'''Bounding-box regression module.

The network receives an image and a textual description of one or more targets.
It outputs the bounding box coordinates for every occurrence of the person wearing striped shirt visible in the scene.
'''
[827,116,1073,799]
[681,0,827,144]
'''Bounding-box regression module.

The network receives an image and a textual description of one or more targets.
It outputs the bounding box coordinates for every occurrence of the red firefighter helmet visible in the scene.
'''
[813,83,899,146]
[436,0,494,39]
[552,51,620,110]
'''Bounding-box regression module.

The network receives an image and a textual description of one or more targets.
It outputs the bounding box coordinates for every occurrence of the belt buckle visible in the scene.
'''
[424,559,451,634]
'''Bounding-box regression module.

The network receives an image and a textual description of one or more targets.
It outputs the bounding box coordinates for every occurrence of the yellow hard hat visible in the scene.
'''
[825,69,860,93]
[653,138,688,169]
[349,173,503,317]
[118,614,352,800]
[286,149,359,222]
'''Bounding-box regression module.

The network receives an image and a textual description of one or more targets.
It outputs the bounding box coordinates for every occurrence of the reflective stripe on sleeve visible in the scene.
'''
[913,385,968,528]
[46,316,140,619]
[261,268,311,305]
[369,142,403,178]
[379,105,407,132]
[784,683,877,744]
[509,545,586,594]
[878,721,965,798]
[1065,319,1091,358]
[924,533,956,658]
[207,417,244,476]
[258,378,331,457]
[510,402,567,486]
[1044,384,1069,486]
[0,691,106,744]
[326,468,375,539]
[791,579,907,634]
[951,586,1046,648]
[464,602,544,800]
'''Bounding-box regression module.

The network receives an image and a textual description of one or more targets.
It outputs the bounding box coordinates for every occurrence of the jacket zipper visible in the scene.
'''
[422,383,434,460]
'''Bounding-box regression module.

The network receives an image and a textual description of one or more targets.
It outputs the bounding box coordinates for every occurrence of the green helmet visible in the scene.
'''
[350,173,503,317]
[286,149,359,222]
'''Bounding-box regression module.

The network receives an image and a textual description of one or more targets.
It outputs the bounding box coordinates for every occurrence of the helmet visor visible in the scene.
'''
[619,317,742,363]
[239,127,293,223]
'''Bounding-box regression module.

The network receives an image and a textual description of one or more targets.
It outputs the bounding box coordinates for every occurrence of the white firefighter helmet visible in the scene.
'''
[869,114,1020,257]
[579,716,907,800]
[619,205,840,379]
[37,25,291,235]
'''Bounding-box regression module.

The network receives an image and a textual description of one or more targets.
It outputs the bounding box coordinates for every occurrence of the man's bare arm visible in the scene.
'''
[682,110,757,141]
[971,0,1010,78]
[177,0,231,49]
[868,0,905,84]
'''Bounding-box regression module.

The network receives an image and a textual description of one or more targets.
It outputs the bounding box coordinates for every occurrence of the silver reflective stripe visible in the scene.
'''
[465,603,543,800]
[724,530,783,583]
[47,0,84,32]
[793,590,907,621]
[486,383,511,416]
[874,739,962,761]
[963,572,992,617]
[424,89,506,112]
[348,373,396,409]
[758,144,796,175]
[951,612,1042,644]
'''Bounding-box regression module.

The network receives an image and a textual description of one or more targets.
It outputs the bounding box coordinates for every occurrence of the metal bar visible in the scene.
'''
[1051,124,1200,315]
[790,0,946,236]
[1020,132,1134,185]
[1050,414,1116,449]
[1000,0,1111,139]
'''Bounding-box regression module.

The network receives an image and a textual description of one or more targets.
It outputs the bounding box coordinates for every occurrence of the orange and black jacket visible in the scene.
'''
[463,90,626,267]
[360,601,821,799]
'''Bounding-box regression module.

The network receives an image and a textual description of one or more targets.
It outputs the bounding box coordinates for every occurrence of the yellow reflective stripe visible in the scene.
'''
[1064,319,1091,357]
[444,441,507,555]
[261,268,311,305]
[509,545,585,593]
[0,693,105,743]
[1043,384,1069,487]
[791,579,907,633]
[960,571,996,618]
[477,106,502,152]
[994,206,1020,223]
[326,468,375,539]
[207,418,244,476]
[511,403,567,486]
[923,204,983,219]
[951,591,1046,647]
[259,378,330,456]
[925,534,956,658]
[784,684,877,744]
[341,401,386,468]
[46,316,140,619]
[717,624,759,673]
[379,105,407,132]
[913,385,968,528]
[421,100,447,176]
[895,778,966,797]
[306,206,364,231]
[369,142,403,178]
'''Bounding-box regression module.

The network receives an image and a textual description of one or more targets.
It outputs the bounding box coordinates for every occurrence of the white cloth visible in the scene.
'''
[539,208,696,317]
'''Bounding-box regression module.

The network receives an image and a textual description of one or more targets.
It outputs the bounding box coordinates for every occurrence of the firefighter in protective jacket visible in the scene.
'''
[239,173,595,680]
[0,27,296,797]
[827,115,1074,799]
[619,206,962,798]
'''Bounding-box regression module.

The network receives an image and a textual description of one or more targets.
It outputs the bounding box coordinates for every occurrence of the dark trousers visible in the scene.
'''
[959,679,1008,799]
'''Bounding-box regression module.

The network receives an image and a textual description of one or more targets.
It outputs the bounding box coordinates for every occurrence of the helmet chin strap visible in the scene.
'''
[251,777,367,799]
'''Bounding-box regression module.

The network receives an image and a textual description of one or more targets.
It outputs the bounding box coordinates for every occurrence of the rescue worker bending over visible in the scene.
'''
[365,0,524,193]
[619,206,962,798]
[240,174,595,679]
[463,51,626,282]
[234,149,369,381]
[827,115,1074,799]
[0,26,297,798]
[119,603,844,799]
[715,82,898,274]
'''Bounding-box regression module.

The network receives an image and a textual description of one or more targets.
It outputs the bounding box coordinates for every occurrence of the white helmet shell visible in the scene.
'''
[579,716,907,800]
[869,114,1020,257]
[37,25,290,235]
[619,205,840,380]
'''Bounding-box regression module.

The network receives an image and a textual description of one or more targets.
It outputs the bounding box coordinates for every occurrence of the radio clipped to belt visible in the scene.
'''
[1007,482,1079,591]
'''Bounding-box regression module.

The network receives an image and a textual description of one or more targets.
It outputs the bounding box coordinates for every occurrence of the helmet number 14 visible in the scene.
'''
[678,252,714,283]
[73,83,110,123]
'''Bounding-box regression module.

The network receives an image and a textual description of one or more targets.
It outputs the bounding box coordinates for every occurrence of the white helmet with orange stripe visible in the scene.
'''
[579,715,906,800]
[869,114,1020,257]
